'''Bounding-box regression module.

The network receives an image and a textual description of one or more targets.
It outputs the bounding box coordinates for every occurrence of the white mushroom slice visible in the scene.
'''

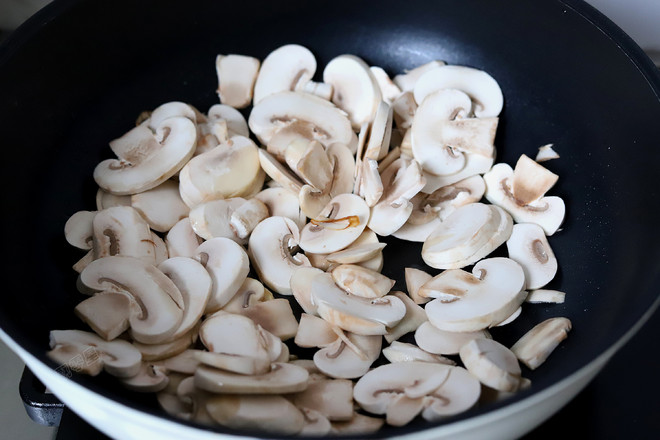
[390,212,440,243]
[199,311,272,375]
[229,198,269,239]
[74,292,132,341]
[298,408,332,435]
[258,148,304,194]
[370,66,402,104]
[323,54,382,128]
[312,273,406,330]
[294,140,334,190]
[242,298,299,340]
[423,257,527,332]
[336,228,384,273]
[353,362,480,425]
[364,101,393,161]
[535,143,560,163]
[291,378,354,421]
[132,329,196,362]
[393,60,446,92]
[368,158,426,236]
[176,376,215,424]
[121,363,169,393]
[95,188,131,210]
[209,102,250,133]
[295,313,338,348]
[378,145,402,173]
[146,102,197,129]
[92,206,157,264]
[48,329,142,378]
[94,116,196,195]
[313,333,381,379]
[178,135,262,208]
[266,120,316,161]
[483,162,565,235]
[153,349,201,375]
[195,237,250,313]
[459,338,525,392]
[253,44,317,104]
[512,154,559,206]
[326,142,357,197]
[79,256,184,344]
[507,223,558,289]
[151,233,169,265]
[525,289,566,304]
[315,304,387,336]
[195,363,309,394]
[384,291,428,343]
[165,218,203,258]
[421,203,513,269]
[290,266,325,315]
[392,91,417,130]
[249,91,353,147]
[414,321,491,355]
[326,242,386,265]
[130,180,189,233]
[404,267,433,305]
[64,210,96,250]
[330,412,385,435]
[331,264,395,299]
[215,54,260,109]
[299,193,369,254]
[382,341,454,365]
[188,198,247,243]
[158,257,212,339]
[248,216,311,295]
[359,158,384,207]
[221,277,271,314]
[254,187,306,229]
[494,306,522,327]
[421,150,494,193]
[156,373,192,418]
[511,317,572,370]
[413,65,504,118]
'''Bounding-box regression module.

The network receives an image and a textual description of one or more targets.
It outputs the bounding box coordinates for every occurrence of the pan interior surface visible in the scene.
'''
[1,0,659,437]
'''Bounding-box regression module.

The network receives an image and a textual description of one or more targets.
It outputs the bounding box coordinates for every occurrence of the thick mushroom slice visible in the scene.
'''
[79,256,184,344]
[94,116,196,195]
[331,264,395,299]
[206,394,305,435]
[421,203,513,269]
[195,362,309,394]
[165,218,203,258]
[422,257,527,332]
[323,54,382,129]
[313,332,382,379]
[130,180,189,233]
[194,237,250,313]
[253,44,318,104]
[299,193,370,254]
[414,321,491,356]
[248,91,353,147]
[48,329,141,378]
[92,206,157,264]
[459,338,526,392]
[511,317,572,370]
[178,135,263,208]
[507,223,558,289]
[483,161,565,236]
[64,210,96,250]
[215,54,260,109]
[353,361,481,426]
[413,65,504,118]
[248,216,311,295]
[382,341,455,365]
[74,292,132,341]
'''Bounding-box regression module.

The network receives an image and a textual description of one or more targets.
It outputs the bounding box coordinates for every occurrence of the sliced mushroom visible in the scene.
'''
[64,210,96,250]
[132,328,196,361]
[291,377,354,421]
[404,267,433,305]
[413,65,504,118]
[507,223,558,289]
[382,341,455,365]
[48,329,141,378]
[195,362,309,394]
[525,289,566,304]
[151,232,169,265]
[459,338,525,392]
[323,54,382,128]
[421,202,513,269]
[370,66,402,104]
[248,216,311,295]
[510,317,572,370]
[146,102,198,129]
[331,264,395,299]
[330,412,385,435]
[353,361,480,426]
[253,44,317,104]
[92,206,157,264]
[153,349,202,375]
[121,362,169,393]
[414,321,491,356]
[74,292,132,341]
[241,298,299,341]
[253,187,306,230]
[535,143,560,163]
[79,256,184,344]
[188,197,248,243]
[130,180,190,233]
[165,218,203,258]
[194,237,250,313]
[326,242,386,265]
[221,277,271,314]
[422,257,527,332]
[421,149,494,193]
[229,198,269,240]
[511,154,559,206]
[298,408,332,436]
[94,116,196,195]
[393,60,446,93]
[95,188,131,210]
[363,100,393,161]
[176,376,215,424]
[384,291,428,343]
[178,135,263,208]
[391,91,417,130]
[290,266,325,316]
[483,162,565,236]
[215,54,260,109]
[313,332,381,379]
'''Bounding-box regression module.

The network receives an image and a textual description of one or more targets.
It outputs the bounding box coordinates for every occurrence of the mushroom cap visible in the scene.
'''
[79,256,184,344]
[195,362,310,394]
[299,193,370,254]
[423,257,527,332]
[253,44,317,105]
[94,116,196,195]
[248,216,311,295]
[413,65,503,118]
[506,223,558,289]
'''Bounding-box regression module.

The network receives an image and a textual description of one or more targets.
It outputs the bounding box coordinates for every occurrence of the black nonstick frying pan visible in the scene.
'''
[1,0,659,438]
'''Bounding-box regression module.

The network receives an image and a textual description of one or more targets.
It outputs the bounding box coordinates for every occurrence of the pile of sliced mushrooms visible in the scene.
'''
[51,44,572,435]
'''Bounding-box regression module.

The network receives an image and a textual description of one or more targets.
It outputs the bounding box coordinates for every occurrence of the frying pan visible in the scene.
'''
[1,0,659,438]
